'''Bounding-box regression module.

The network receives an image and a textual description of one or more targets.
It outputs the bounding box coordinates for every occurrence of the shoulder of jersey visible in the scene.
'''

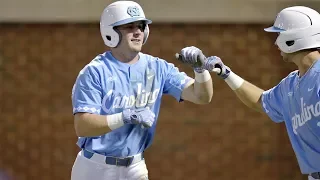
[89,54,107,66]
[79,54,106,74]
[287,70,299,78]
[277,70,299,86]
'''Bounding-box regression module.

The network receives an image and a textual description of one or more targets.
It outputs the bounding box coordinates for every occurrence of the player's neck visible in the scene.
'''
[111,50,139,64]
[293,51,320,77]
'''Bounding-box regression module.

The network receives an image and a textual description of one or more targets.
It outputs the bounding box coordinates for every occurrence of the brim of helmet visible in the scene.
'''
[111,17,152,26]
[264,26,285,32]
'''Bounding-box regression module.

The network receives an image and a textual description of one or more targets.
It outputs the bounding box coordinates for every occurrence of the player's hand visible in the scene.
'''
[178,46,206,73]
[205,56,231,79]
[122,107,155,128]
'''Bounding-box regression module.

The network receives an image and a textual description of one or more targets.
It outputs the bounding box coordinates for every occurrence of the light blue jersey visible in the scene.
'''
[71,51,193,157]
[262,60,320,174]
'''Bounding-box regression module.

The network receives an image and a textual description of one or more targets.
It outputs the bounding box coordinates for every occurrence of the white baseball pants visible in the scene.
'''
[71,150,149,180]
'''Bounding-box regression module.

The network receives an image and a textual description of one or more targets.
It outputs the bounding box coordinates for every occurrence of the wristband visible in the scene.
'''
[224,71,244,90]
[106,113,124,130]
[194,70,211,83]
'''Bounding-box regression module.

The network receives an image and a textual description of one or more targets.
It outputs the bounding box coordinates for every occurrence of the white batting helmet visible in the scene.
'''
[100,1,152,48]
[264,6,320,53]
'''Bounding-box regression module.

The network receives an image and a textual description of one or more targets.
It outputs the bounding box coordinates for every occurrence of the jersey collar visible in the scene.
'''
[103,51,146,71]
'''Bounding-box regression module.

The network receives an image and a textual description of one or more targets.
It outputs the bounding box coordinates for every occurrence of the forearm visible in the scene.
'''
[193,70,213,104]
[225,72,265,112]
[74,113,123,137]
[234,81,264,112]
[182,70,213,104]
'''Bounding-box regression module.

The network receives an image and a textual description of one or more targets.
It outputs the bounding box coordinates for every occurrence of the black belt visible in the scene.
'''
[311,172,320,179]
[82,149,144,167]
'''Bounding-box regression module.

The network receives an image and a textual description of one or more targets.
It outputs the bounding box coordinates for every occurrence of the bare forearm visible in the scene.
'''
[194,78,213,104]
[234,81,264,112]
[74,113,122,137]
[181,70,213,104]
[224,72,264,113]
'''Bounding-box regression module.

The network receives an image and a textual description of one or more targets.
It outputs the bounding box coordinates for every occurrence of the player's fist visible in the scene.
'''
[177,46,206,72]
[122,107,155,128]
[206,56,231,79]
[179,46,203,65]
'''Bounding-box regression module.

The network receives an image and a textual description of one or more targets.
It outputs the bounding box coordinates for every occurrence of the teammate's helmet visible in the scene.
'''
[264,6,320,53]
[100,1,152,48]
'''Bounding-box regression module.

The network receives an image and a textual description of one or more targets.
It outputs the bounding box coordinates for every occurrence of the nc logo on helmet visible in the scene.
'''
[127,6,140,17]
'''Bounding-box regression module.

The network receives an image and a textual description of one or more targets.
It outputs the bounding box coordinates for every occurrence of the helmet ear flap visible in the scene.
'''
[101,26,120,48]
[143,24,150,45]
[112,27,122,48]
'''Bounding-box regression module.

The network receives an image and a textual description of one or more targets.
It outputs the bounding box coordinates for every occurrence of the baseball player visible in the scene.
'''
[70,1,214,180]
[202,6,320,180]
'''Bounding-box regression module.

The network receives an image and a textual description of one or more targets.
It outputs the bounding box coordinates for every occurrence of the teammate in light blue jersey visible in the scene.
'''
[70,1,214,180]
[204,6,320,180]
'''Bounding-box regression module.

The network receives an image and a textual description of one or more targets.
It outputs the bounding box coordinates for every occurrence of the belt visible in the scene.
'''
[311,172,320,179]
[82,149,144,167]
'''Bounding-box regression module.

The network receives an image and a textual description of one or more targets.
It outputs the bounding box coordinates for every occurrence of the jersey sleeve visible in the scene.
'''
[161,61,193,102]
[72,65,103,115]
[261,81,285,123]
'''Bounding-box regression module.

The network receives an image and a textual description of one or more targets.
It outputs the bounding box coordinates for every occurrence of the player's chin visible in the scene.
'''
[130,44,142,52]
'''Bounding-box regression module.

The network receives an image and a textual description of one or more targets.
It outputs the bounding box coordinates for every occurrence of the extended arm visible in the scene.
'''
[205,56,265,113]
[226,73,265,112]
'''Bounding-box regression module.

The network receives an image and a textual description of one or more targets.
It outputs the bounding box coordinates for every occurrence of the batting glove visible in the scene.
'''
[122,107,155,128]
[205,56,231,79]
[179,46,207,73]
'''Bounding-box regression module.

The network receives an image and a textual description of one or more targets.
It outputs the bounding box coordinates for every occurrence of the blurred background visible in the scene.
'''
[1,0,319,180]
